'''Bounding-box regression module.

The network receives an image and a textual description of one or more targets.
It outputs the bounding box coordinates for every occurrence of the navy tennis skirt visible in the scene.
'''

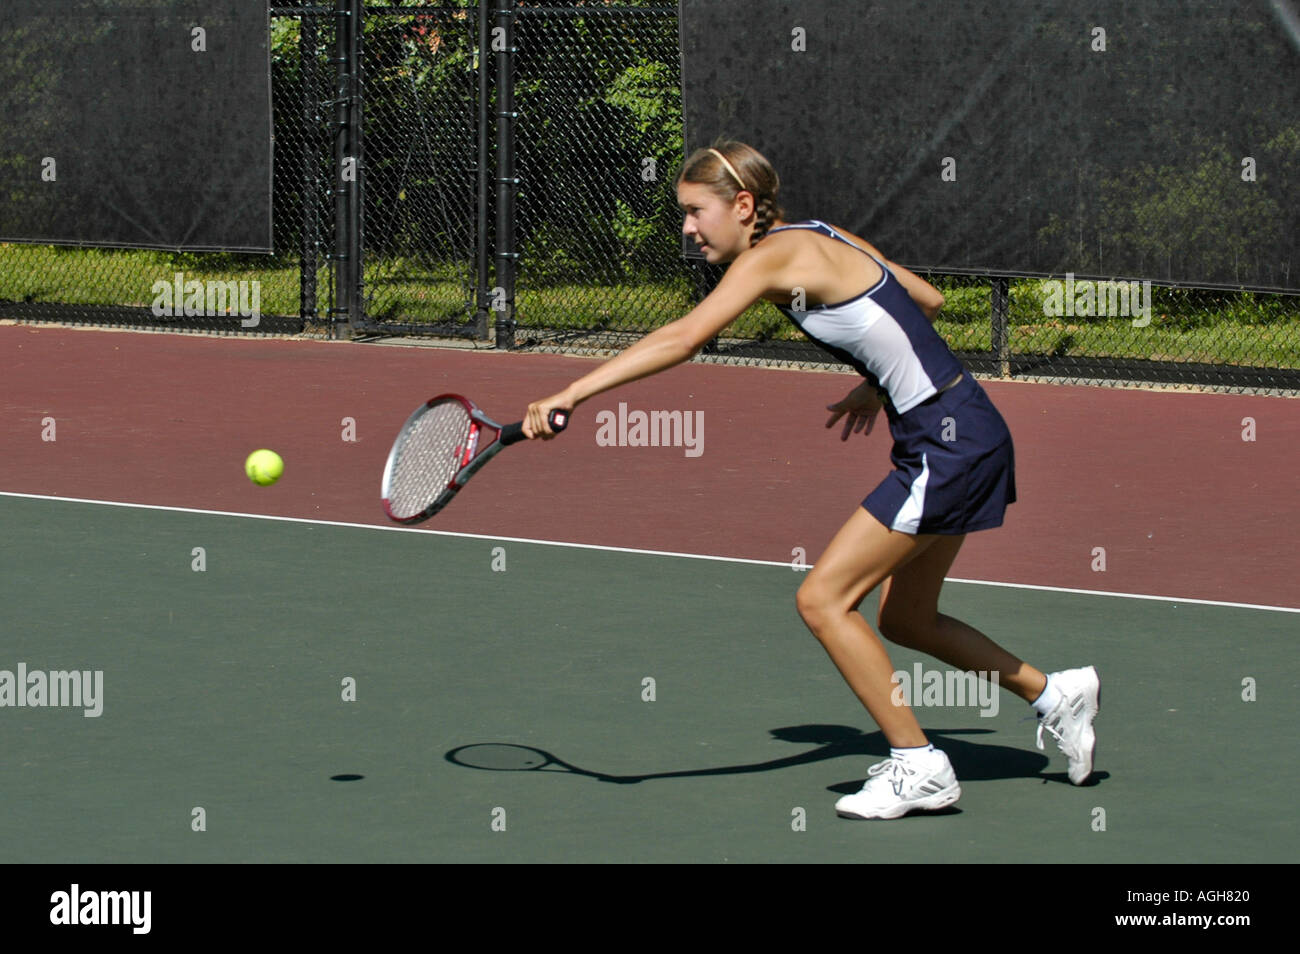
[864,372,1016,535]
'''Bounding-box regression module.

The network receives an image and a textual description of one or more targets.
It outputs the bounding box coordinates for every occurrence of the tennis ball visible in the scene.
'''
[245,449,284,486]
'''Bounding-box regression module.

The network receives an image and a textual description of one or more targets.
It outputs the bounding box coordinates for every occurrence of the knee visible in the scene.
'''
[795,579,838,635]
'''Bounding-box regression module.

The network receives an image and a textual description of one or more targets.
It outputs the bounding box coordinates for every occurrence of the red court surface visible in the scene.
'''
[2,322,1297,609]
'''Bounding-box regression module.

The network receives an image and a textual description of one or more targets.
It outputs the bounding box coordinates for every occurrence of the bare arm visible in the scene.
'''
[523,242,787,436]
[835,227,945,321]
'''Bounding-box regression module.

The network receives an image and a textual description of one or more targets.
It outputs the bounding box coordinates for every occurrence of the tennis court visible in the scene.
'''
[2,0,1297,878]
[1,492,1294,863]
[2,325,1295,864]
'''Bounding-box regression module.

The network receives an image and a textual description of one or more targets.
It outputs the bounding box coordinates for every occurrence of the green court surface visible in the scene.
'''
[1,493,1295,863]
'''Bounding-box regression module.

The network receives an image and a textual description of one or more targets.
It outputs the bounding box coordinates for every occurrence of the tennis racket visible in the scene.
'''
[381,393,567,524]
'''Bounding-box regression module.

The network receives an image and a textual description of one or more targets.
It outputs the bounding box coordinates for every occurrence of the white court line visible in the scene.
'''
[943,577,1300,614]
[3,489,1297,614]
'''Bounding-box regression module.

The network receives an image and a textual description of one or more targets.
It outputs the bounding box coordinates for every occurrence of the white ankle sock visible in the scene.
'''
[1031,675,1062,715]
[891,743,939,764]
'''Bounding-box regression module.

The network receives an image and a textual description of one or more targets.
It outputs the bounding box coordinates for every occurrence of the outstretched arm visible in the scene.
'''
[524,243,788,438]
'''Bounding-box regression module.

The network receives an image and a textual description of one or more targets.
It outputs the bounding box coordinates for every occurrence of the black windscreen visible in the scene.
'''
[680,0,1300,290]
[0,0,273,252]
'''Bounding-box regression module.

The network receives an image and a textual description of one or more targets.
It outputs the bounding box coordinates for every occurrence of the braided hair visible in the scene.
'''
[676,140,784,247]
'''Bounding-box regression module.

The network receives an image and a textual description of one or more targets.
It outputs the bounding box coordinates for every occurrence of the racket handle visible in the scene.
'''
[501,409,568,446]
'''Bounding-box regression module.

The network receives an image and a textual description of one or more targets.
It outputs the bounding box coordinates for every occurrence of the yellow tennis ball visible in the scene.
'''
[245,449,284,486]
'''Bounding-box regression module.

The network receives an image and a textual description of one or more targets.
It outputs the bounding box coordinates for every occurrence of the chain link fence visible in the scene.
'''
[507,5,690,352]
[0,0,1295,392]
[936,276,1300,392]
[500,3,1300,393]
[356,4,481,337]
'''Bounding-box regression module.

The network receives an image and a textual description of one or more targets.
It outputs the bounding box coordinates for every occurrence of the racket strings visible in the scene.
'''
[386,402,474,519]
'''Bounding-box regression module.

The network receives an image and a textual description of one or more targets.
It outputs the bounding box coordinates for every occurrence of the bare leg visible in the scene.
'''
[877,534,1047,703]
[796,507,941,748]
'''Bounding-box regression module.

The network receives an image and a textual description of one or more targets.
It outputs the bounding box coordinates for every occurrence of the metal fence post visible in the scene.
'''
[475,0,491,340]
[300,10,319,328]
[991,276,1010,377]
[354,0,366,336]
[494,1,517,350]
[332,0,363,339]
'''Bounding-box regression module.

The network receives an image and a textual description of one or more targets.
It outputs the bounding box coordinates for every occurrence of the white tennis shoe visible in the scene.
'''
[1035,665,1100,784]
[835,750,961,820]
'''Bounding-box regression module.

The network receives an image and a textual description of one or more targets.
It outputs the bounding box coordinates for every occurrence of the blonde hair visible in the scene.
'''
[676,140,784,247]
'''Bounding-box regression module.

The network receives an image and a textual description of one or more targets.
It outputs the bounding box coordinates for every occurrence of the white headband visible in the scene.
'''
[708,148,748,191]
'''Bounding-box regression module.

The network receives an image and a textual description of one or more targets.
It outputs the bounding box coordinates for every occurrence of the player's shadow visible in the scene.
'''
[446,723,1107,789]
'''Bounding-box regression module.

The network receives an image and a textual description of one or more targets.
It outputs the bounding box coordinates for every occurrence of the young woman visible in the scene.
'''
[523,141,1099,819]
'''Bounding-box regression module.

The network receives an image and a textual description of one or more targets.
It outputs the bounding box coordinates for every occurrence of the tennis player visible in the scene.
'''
[523,141,1099,819]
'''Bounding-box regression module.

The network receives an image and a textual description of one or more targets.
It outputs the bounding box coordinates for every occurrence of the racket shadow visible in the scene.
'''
[446,724,1065,785]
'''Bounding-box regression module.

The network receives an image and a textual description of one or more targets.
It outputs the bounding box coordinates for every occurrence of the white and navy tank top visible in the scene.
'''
[767,220,963,415]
